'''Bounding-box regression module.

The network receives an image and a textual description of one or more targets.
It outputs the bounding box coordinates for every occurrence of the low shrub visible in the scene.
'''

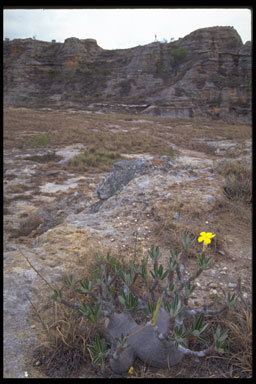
[23,232,250,377]
[31,134,51,147]
[216,160,251,203]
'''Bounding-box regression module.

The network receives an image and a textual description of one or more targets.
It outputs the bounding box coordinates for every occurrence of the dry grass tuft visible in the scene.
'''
[66,148,122,173]
[215,160,251,203]
[10,213,42,238]
[32,304,95,378]
[7,183,32,194]
[217,302,252,378]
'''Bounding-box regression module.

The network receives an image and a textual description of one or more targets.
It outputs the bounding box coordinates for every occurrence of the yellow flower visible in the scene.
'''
[198,232,215,249]
[128,366,134,375]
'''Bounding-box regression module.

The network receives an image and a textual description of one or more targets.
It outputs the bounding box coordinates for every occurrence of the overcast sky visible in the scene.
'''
[3,8,252,49]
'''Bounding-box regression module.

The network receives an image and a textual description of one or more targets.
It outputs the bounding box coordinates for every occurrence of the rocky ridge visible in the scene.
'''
[3,26,251,121]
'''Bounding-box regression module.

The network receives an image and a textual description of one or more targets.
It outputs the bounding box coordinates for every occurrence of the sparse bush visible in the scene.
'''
[46,68,56,74]
[93,91,103,98]
[216,160,251,203]
[24,233,242,375]
[168,146,175,158]
[67,148,121,172]
[170,47,189,74]
[77,66,91,74]
[31,134,51,147]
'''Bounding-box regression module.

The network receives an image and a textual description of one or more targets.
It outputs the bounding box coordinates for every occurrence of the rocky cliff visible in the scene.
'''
[3,26,251,121]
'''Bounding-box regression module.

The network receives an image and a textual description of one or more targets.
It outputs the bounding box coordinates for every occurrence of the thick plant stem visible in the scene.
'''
[177,343,214,357]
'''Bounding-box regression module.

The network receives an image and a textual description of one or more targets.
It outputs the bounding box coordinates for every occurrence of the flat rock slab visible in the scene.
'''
[95,157,174,200]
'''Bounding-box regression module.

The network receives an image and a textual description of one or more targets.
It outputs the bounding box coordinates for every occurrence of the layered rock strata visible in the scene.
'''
[3,27,251,121]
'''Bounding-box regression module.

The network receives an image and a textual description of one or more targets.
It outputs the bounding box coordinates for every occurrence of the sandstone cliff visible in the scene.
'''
[3,26,251,121]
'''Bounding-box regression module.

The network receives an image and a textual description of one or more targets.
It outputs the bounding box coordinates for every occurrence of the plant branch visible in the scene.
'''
[185,304,228,318]
[177,343,215,357]
[177,267,203,294]
[19,248,56,292]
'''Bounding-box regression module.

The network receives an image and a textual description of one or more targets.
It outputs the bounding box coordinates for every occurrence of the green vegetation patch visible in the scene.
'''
[31,134,51,147]
[170,47,189,65]
[67,148,121,172]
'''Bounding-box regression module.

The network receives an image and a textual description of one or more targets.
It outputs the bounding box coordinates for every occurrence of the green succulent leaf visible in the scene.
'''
[89,334,109,371]
[165,294,184,318]
[184,282,196,298]
[118,290,139,314]
[169,250,182,270]
[150,262,169,280]
[78,277,92,294]
[78,302,101,323]
[225,292,237,308]
[197,252,212,270]
[149,246,161,261]
[182,233,195,250]
[197,335,210,344]
[214,326,229,354]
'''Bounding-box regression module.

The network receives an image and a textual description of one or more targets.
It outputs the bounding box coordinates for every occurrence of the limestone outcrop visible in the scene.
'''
[3,27,251,121]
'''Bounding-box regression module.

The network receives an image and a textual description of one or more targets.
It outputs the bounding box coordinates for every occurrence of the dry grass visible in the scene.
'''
[32,304,95,378]
[7,183,32,194]
[215,160,252,203]
[10,213,43,238]
[3,107,251,155]
[221,306,252,377]
[66,148,122,173]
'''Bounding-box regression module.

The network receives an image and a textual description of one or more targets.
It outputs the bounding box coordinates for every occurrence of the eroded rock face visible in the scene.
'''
[3,26,251,121]
[95,158,174,200]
